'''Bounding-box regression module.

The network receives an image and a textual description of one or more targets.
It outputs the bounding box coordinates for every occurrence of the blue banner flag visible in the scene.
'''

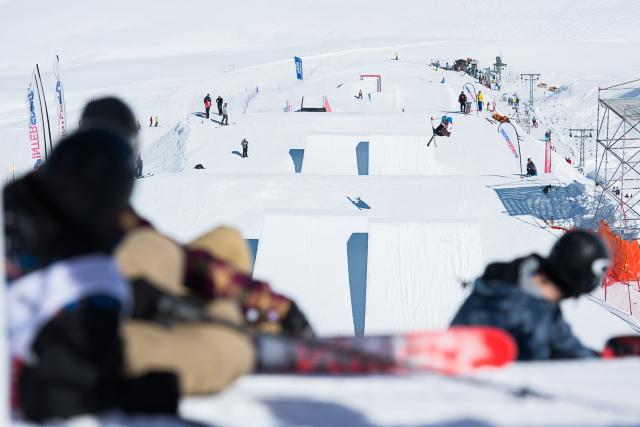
[294,56,303,80]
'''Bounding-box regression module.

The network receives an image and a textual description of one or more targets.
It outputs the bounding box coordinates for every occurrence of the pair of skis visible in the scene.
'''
[427,116,438,147]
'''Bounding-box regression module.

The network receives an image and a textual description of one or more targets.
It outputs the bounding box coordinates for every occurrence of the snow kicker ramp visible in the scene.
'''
[365,220,482,334]
[252,211,368,336]
[302,133,436,175]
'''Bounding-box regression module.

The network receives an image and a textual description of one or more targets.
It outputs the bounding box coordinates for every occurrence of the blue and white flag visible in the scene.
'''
[25,77,44,169]
[294,56,303,80]
[53,55,67,141]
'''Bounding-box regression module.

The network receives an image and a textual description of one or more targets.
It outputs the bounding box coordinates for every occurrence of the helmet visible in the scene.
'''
[80,97,138,140]
[447,117,453,124]
[541,230,610,298]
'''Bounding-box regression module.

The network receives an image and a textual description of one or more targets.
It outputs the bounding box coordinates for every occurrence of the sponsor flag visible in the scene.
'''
[25,77,44,169]
[53,55,67,141]
[294,56,303,80]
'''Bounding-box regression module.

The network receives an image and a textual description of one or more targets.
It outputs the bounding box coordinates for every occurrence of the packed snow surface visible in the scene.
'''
[3,0,640,425]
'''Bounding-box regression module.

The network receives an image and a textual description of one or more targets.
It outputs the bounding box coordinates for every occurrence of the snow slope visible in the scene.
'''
[3,0,640,425]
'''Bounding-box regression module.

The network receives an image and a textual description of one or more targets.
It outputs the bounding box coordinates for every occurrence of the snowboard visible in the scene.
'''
[603,335,640,358]
[263,327,517,375]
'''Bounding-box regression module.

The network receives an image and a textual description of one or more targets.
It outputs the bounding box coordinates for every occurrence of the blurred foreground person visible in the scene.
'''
[5,129,180,422]
[79,97,314,396]
[451,230,611,360]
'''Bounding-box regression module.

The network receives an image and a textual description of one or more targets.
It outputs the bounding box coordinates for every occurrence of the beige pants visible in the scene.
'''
[116,226,256,395]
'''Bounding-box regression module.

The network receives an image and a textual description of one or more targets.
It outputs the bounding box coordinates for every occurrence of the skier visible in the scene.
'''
[221,103,229,125]
[136,153,143,178]
[458,91,467,113]
[526,158,538,176]
[477,91,484,112]
[451,230,610,360]
[434,116,452,137]
[216,95,223,115]
[532,116,538,128]
[204,93,212,119]
[241,138,248,158]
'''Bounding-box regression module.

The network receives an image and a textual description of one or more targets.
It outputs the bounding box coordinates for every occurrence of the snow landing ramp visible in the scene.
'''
[365,220,482,334]
[302,133,436,175]
[252,211,368,336]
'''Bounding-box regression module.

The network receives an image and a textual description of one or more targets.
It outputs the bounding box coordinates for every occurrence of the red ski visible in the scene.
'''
[263,327,517,375]
[603,335,640,358]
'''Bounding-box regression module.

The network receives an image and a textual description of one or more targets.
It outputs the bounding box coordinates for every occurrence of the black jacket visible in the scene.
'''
[5,175,179,422]
[527,161,538,176]
[451,256,595,360]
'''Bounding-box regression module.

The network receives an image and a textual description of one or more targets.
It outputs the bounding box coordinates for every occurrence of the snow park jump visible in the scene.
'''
[3,0,640,425]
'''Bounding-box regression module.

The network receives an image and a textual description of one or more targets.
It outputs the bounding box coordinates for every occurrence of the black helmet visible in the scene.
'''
[541,230,610,298]
[80,97,138,141]
[35,129,135,251]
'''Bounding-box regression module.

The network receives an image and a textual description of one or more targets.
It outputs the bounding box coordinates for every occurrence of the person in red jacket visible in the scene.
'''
[204,94,212,119]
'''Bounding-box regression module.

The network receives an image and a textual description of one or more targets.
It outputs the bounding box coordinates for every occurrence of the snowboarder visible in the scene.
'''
[526,158,538,176]
[204,93,212,118]
[135,153,143,178]
[216,95,223,115]
[458,91,467,113]
[451,230,610,360]
[477,91,484,112]
[221,103,229,125]
[356,90,363,100]
[241,138,248,158]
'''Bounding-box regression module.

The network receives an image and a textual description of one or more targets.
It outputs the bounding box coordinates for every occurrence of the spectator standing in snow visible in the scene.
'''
[204,93,212,119]
[241,138,249,158]
[149,116,153,127]
[216,96,224,115]
[458,91,467,113]
[136,153,143,178]
[477,91,484,112]
[221,103,229,126]
[526,158,538,176]
[451,230,609,360]
[154,116,159,127]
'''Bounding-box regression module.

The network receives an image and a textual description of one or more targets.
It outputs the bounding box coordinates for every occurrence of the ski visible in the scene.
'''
[426,133,436,147]
[603,335,640,357]
[260,327,517,375]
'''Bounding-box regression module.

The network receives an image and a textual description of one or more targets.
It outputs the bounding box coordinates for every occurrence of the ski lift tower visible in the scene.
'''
[594,78,640,236]
[520,73,540,109]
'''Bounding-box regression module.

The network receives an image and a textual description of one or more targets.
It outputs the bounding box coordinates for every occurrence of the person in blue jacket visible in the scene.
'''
[451,230,611,360]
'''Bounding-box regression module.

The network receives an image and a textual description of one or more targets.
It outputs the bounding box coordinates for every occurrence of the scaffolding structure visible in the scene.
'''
[594,79,640,237]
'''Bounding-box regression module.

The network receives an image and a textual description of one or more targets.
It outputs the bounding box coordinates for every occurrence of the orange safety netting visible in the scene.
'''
[597,221,640,284]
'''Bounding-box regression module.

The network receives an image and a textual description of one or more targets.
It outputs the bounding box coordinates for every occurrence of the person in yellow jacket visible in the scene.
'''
[477,91,484,112]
